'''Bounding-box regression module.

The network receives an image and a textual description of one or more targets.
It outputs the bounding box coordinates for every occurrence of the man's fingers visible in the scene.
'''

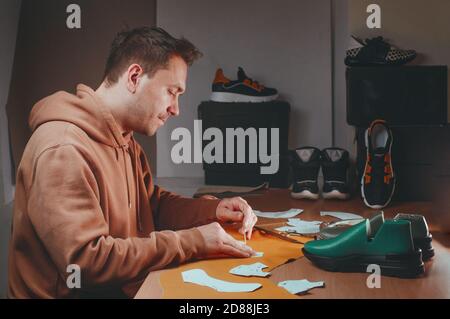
[223,233,255,255]
[220,208,244,222]
[219,244,250,258]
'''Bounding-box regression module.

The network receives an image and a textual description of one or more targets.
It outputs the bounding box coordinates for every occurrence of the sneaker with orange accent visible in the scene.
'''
[210,67,278,103]
[361,120,396,209]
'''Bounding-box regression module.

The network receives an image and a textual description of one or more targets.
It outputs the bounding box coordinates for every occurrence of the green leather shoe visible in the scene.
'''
[318,211,434,260]
[303,218,424,278]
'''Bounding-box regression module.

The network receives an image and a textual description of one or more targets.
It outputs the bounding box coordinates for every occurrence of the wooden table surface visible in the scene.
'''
[135,189,450,299]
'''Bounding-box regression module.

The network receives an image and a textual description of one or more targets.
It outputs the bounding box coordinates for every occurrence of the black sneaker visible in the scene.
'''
[345,35,417,66]
[211,67,278,102]
[361,120,396,209]
[290,147,321,200]
[321,148,350,200]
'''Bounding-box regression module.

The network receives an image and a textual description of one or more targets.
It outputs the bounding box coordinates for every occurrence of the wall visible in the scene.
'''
[6,0,158,176]
[0,0,21,299]
[331,0,354,153]
[349,0,450,121]
[156,0,333,177]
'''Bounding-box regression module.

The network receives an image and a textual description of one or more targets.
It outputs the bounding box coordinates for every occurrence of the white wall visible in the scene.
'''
[0,0,21,205]
[0,0,21,299]
[332,0,353,153]
[156,0,333,177]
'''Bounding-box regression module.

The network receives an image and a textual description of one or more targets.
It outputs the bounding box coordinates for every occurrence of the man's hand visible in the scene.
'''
[215,197,258,240]
[197,222,256,258]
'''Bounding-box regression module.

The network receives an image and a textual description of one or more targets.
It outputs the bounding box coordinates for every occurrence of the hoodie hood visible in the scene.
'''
[29,84,131,148]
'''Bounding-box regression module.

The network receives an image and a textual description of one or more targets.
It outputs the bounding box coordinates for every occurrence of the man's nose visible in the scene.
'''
[168,98,180,116]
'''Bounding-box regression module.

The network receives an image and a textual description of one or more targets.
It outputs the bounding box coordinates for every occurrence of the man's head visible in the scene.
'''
[98,27,202,136]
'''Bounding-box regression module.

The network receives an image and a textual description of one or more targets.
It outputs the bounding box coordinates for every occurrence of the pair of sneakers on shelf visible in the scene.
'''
[290,147,350,200]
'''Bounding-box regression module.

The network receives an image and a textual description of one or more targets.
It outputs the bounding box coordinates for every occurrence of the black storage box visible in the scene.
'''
[198,101,290,187]
[347,66,447,126]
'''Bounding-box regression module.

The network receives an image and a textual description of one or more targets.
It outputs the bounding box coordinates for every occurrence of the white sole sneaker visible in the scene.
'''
[211,92,278,103]
[322,190,350,200]
[290,190,319,200]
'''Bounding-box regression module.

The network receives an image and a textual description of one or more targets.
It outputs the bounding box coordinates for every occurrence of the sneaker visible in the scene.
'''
[361,119,396,209]
[303,218,424,278]
[321,147,351,200]
[290,147,321,200]
[210,67,278,103]
[345,35,417,66]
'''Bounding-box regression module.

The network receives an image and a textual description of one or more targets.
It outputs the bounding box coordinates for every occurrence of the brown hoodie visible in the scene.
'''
[8,84,220,298]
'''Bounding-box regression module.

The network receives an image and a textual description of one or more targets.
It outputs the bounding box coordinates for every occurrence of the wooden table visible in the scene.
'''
[135,189,450,299]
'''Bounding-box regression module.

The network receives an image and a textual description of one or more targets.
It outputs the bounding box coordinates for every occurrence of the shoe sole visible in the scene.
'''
[211,92,278,103]
[290,190,319,200]
[345,55,416,67]
[303,248,425,278]
[415,235,435,261]
[361,127,396,209]
[322,190,350,200]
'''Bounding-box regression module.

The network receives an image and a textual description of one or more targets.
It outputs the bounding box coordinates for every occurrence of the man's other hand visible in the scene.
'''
[197,222,256,258]
[215,197,258,240]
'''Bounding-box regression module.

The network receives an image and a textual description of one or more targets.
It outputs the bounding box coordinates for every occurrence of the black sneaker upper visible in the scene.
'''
[212,67,278,97]
[291,147,321,194]
[345,35,417,66]
[362,120,396,208]
[321,148,350,195]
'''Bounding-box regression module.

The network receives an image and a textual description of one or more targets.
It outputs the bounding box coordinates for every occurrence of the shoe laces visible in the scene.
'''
[244,77,264,91]
[365,36,390,49]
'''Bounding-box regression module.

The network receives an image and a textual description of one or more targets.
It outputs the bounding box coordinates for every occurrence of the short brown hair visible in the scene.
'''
[103,27,202,85]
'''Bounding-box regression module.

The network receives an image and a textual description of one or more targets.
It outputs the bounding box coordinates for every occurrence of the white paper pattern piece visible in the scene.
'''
[253,208,303,219]
[320,211,363,220]
[275,218,322,234]
[182,269,261,292]
[278,279,325,294]
[229,262,270,277]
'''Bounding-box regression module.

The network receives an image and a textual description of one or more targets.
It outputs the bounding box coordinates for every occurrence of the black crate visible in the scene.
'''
[347,66,448,126]
[198,101,290,187]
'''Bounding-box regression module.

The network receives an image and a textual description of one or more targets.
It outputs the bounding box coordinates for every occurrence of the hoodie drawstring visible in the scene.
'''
[116,138,142,232]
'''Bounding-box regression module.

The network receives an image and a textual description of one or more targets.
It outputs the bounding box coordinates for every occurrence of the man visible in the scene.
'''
[8,27,257,298]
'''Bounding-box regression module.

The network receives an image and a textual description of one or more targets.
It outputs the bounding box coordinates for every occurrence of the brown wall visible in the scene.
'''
[7,0,157,176]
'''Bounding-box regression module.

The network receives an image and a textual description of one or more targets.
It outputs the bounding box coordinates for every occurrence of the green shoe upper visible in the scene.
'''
[305,219,415,258]
[319,211,384,240]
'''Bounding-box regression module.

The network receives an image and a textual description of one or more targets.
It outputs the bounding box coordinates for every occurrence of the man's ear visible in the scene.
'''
[126,64,143,93]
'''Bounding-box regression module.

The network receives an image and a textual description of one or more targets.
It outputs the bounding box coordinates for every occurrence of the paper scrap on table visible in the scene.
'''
[253,208,303,219]
[320,211,363,220]
[278,279,325,294]
[229,262,270,277]
[182,269,261,293]
[275,218,322,234]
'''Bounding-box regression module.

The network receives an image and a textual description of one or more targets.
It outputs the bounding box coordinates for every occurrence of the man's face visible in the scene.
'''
[130,55,187,136]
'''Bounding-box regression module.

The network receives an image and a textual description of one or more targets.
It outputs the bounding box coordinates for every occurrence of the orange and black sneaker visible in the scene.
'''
[210,67,278,103]
[361,119,395,209]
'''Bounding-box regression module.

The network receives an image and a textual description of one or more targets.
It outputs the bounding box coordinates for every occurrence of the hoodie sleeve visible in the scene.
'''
[27,144,207,287]
[136,143,220,231]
